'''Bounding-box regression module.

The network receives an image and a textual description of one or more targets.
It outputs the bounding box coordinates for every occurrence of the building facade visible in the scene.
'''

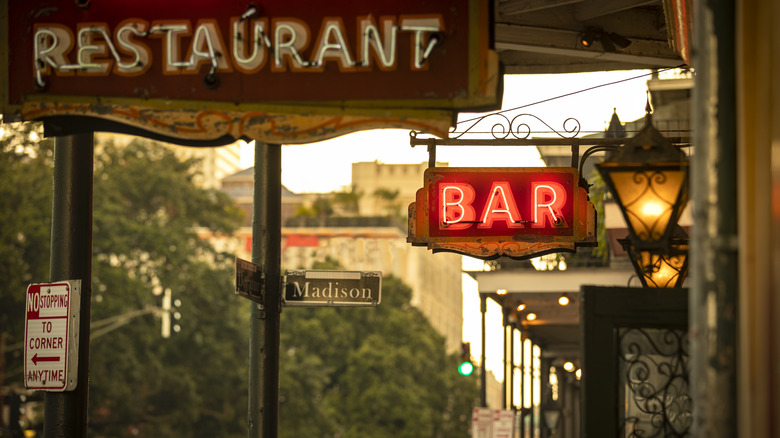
[219,162,465,354]
[351,161,446,217]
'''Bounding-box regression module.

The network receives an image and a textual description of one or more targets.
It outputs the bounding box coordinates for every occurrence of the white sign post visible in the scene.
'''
[472,408,494,438]
[490,410,515,438]
[472,408,516,438]
[24,280,81,392]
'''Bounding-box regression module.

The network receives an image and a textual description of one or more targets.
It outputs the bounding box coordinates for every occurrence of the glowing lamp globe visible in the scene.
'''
[597,112,689,252]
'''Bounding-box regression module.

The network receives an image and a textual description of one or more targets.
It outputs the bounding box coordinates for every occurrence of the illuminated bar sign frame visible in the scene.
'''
[408,167,597,260]
[0,0,499,144]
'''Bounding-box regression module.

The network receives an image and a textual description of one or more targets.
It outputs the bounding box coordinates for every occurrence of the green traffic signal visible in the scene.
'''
[458,341,474,376]
[458,361,474,376]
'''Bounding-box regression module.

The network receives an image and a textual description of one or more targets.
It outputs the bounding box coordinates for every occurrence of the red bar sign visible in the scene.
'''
[408,167,597,260]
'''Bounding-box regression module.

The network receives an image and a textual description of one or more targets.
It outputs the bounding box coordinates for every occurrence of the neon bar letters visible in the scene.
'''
[407,167,597,260]
[440,181,567,230]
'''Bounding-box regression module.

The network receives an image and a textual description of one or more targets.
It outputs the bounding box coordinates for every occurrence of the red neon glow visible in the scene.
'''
[440,183,475,230]
[478,182,524,229]
[428,169,576,238]
[532,182,567,228]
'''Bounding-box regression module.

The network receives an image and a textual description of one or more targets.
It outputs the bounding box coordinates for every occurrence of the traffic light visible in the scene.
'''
[458,342,474,376]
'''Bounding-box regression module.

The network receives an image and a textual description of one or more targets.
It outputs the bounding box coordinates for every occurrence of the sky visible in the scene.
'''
[240,70,652,194]
[240,70,653,381]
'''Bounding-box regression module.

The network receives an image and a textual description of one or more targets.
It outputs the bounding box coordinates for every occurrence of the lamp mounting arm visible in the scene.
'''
[409,109,690,192]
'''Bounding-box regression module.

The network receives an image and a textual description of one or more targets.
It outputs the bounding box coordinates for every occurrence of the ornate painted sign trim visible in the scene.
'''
[2,0,499,144]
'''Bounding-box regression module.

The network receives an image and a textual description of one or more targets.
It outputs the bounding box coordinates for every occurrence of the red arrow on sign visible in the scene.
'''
[32,354,60,365]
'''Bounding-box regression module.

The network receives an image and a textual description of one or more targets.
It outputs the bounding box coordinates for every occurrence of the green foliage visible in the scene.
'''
[290,196,334,226]
[0,121,53,382]
[373,188,400,202]
[0,130,249,437]
[331,185,363,215]
[373,187,403,217]
[585,169,610,263]
[1,127,477,437]
[279,273,478,438]
[556,170,611,268]
[88,139,247,438]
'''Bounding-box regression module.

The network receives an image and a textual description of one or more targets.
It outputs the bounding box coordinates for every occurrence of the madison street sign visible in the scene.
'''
[283,270,381,307]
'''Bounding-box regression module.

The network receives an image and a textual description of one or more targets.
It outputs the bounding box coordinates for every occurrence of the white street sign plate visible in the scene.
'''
[490,410,514,438]
[472,408,494,438]
[283,270,381,307]
[24,280,81,392]
[472,408,515,438]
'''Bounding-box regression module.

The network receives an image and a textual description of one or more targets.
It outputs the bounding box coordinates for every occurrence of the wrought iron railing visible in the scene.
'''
[618,327,692,437]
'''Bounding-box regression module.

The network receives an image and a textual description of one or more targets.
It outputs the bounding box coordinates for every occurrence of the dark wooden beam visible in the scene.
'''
[574,0,659,21]
[495,23,683,69]
[499,0,584,16]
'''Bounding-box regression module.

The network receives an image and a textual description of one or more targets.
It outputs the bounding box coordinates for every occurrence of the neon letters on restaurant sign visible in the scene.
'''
[1,0,499,144]
[408,167,597,260]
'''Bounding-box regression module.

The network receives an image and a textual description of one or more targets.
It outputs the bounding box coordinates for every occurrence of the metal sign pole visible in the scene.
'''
[479,294,487,407]
[502,309,508,410]
[248,142,281,438]
[43,133,94,437]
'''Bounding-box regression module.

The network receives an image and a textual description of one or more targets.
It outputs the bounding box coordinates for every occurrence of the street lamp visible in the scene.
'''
[596,109,689,252]
[618,226,690,288]
[541,396,562,436]
[597,107,690,288]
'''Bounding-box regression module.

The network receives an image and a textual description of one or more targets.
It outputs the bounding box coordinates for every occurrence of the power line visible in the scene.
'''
[458,66,687,125]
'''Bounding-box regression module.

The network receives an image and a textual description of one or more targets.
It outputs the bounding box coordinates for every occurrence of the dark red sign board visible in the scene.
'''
[1,0,498,144]
[408,167,597,260]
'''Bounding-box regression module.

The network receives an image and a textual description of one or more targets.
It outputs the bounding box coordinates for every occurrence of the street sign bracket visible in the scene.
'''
[235,258,265,307]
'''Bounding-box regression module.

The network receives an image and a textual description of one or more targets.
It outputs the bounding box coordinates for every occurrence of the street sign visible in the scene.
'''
[490,410,514,438]
[472,408,494,438]
[235,258,264,307]
[283,270,381,307]
[472,408,515,438]
[24,280,81,392]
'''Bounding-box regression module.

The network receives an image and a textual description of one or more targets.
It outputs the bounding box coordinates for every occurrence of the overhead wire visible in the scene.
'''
[457,65,689,125]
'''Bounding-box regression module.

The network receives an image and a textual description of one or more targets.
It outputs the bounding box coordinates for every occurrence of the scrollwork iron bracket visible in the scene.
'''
[410,111,689,192]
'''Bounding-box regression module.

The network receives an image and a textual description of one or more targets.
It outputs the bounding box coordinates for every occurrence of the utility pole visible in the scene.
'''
[248,143,281,438]
[43,133,94,438]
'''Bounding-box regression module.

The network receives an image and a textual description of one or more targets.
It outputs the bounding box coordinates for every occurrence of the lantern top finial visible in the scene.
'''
[603,111,685,164]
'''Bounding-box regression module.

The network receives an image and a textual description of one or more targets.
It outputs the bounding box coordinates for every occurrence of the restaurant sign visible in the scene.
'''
[1,0,499,144]
[408,167,597,260]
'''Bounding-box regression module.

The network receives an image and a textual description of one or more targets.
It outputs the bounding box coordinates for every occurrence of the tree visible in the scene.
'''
[2,127,478,437]
[279,260,478,438]
[289,196,334,226]
[0,120,54,389]
[331,185,363,216]
[87,139,247,437]
[373,187,402,216]
[0,129,250,436]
